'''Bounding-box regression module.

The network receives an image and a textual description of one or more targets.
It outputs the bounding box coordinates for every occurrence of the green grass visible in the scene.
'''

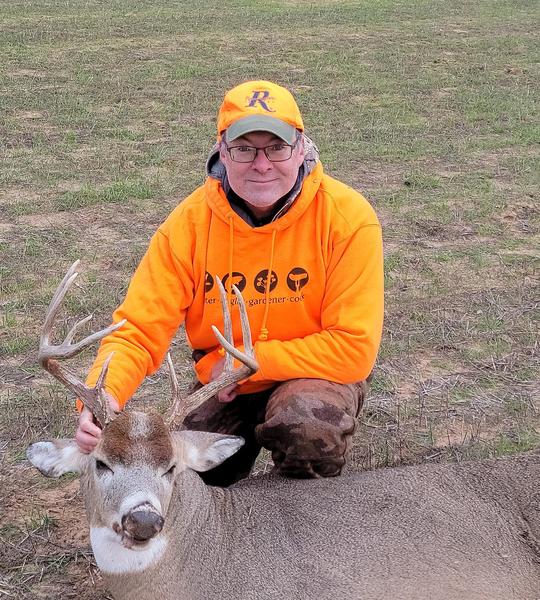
[54,179,155,211]
[0,334,34,357]
[25,510,59,532]
[489,430,540,457]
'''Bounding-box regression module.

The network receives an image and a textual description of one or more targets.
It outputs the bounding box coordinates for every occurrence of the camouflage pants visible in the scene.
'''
[182,378,366,487]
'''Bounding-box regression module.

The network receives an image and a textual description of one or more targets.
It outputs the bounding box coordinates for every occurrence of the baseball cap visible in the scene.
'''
[217,80,304,145]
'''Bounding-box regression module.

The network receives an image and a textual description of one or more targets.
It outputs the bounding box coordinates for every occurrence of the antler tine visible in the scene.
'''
[39,262,126,427]
[40,259,80,348]
[65,314,93,345]
[232,283,255,361]
[165,353,183,421]
[217,277,234,372]
[95,352,118,424]
[40,260,126,363]
[166,276,259,430]
[211,325,258,372]
[209,281,257,371]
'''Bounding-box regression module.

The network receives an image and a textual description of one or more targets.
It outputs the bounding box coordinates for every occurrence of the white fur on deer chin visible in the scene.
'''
[90,526,167,574]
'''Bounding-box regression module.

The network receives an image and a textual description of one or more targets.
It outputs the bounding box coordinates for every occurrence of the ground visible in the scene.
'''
[0,0,538,597]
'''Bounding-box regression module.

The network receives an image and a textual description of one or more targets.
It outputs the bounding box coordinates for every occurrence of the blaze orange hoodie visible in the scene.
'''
[86,160,384,408]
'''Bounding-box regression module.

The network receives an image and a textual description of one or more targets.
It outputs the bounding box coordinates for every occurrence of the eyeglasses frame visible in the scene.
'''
[223,137,301,163]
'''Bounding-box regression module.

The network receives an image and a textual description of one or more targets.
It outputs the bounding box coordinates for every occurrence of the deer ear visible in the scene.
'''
[171,431,245,472]
[27,440,88,478]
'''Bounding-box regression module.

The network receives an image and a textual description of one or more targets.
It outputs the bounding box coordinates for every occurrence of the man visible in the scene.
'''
[76,80,384,485]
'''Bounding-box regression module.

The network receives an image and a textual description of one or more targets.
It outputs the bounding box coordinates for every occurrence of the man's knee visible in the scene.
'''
[257,410,355,478]
[256,379,362,479]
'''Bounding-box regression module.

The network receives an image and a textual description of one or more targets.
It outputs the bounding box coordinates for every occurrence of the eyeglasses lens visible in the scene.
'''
[229,144,293,163]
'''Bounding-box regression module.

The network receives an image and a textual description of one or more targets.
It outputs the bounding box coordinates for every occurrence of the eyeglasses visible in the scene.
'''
[225,140,298,163]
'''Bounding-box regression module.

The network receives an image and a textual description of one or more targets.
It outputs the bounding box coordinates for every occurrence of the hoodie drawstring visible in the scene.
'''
[227,215,234,308]
[259,229,277,341]
[225,214,276,344]
[218,215,235,358]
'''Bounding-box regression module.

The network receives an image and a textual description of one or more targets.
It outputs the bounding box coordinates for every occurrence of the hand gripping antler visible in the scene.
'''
[39,260,126,427]
[165,277,259,430]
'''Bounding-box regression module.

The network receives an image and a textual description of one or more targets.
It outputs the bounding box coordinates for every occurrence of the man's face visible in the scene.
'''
[219,131,305,217]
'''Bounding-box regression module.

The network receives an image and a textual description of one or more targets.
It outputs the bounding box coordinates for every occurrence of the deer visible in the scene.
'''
[27,262,540,600]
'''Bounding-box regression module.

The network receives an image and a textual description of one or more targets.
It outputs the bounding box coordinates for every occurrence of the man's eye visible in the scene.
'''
[235,146,252,152]
[269,144,285,151]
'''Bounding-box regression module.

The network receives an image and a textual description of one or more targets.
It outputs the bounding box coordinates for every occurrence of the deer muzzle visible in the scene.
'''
[121,502,164,543]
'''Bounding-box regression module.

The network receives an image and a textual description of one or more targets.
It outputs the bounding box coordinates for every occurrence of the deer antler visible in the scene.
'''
[39,260,126,427]
[165,277,259,430]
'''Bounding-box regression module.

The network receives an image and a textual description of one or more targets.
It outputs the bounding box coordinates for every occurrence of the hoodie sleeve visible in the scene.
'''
[250,223,384,384]
[84,226,194,408]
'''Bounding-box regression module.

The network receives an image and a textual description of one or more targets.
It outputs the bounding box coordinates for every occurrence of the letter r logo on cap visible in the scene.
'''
[247,91,275,112]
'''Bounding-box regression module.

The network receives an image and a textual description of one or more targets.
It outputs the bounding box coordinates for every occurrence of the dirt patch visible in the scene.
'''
[1,464,110,599]
[499,199,539,234]
[13,111,47,121]
[9,70,48,79]
[411,218,478,243]
[0,364,37,387]
[349,161,405,191]
[498,247,539,258]
[0,187,42,206]
[3,465,81,528]
[16,212,70,227]
[56,182,85,194]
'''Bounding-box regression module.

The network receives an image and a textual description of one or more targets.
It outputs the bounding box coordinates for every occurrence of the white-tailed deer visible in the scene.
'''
[28,263,540,600]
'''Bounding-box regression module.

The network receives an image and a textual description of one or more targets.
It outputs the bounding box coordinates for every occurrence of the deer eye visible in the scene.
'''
[95,459,113,474]
[163,465,176,479]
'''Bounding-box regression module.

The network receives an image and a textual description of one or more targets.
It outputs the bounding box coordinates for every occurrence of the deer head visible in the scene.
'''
[27,261,258,572]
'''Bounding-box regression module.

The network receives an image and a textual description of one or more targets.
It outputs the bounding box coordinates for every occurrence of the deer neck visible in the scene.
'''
[168,469,228,539]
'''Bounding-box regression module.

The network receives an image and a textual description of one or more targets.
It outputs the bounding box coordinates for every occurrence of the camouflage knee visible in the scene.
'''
[256,379,361,479]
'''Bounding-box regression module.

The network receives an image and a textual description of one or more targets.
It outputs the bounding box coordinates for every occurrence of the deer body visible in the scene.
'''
[28,412,540,600]
[91,438,540,600]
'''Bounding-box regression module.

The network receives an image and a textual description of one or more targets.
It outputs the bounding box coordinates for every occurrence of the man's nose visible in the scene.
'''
[251,148,273,172]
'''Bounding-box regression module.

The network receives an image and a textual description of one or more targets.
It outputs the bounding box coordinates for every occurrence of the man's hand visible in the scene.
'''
[75,395,120,453]
[210,358,239,403]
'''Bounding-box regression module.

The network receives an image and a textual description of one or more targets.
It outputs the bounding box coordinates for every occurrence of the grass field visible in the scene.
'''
[1,0,538,597]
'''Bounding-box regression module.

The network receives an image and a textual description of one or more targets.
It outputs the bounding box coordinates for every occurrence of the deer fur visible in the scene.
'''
[28,410,540,600]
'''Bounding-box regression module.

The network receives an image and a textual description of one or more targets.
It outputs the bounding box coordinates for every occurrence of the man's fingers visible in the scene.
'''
[79,408,102,435]
[75,429,99,454]
[217,384,239,403]
[75,395,120,453]
[76,407,102,452]
[81,420,102,437]
[211,358,240,402]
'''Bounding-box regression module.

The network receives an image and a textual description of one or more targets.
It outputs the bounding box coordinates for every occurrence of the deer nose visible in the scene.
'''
[122,503,164,542]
